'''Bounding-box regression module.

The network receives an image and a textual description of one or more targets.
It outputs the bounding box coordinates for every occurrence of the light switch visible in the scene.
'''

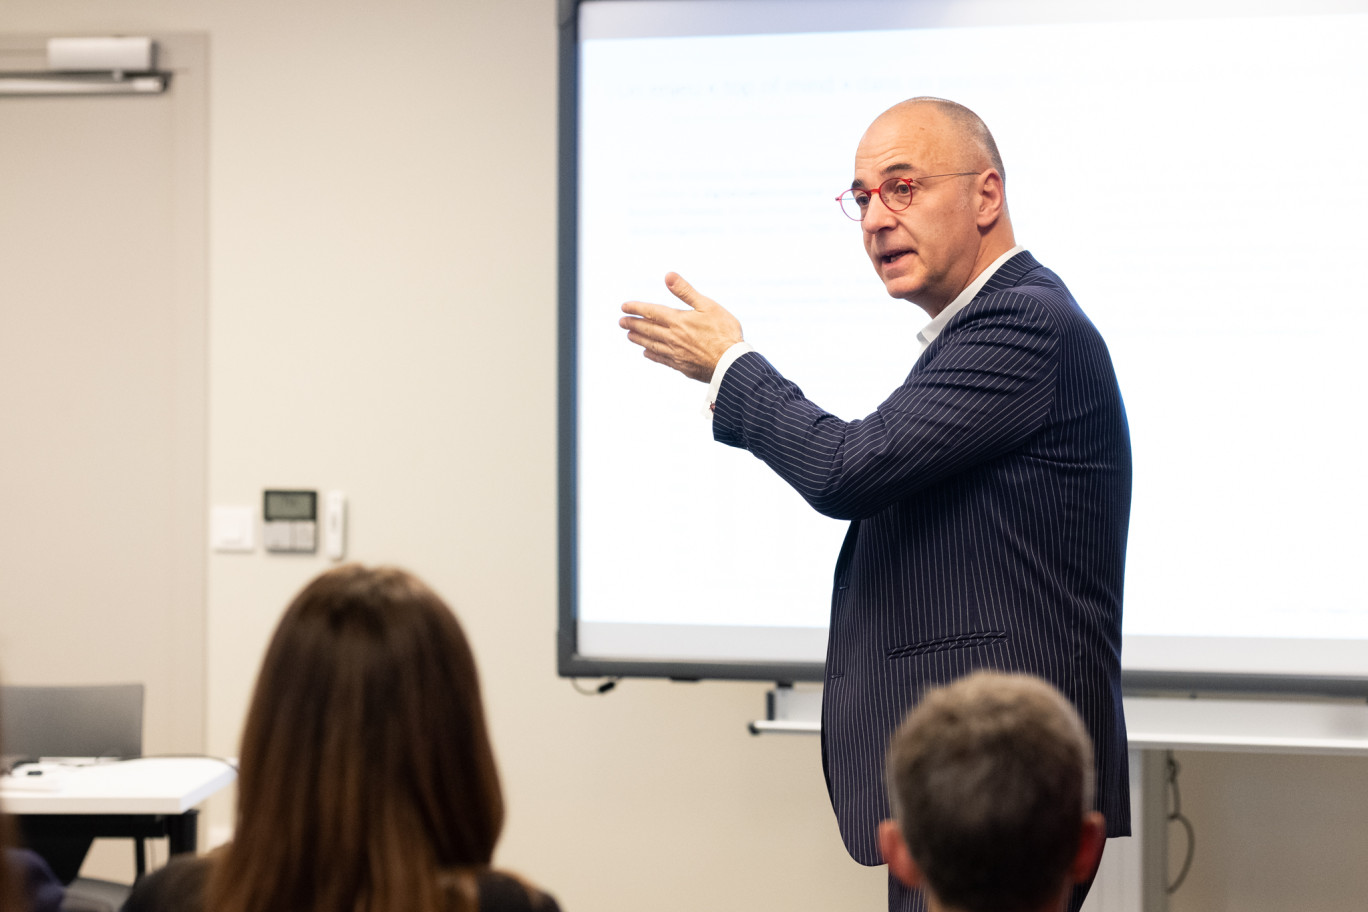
[210,505,254,553]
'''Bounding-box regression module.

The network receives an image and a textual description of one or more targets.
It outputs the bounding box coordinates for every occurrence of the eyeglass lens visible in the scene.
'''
[840,178,915,220]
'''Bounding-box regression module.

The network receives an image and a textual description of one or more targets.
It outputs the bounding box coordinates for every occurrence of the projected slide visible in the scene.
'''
[567,0,1368,682]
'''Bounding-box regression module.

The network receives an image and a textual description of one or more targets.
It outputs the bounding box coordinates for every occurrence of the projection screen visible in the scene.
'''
[557,0,1368,693]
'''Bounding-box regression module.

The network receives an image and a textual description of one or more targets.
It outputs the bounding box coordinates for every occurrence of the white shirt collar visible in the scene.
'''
[916,245,1025,351]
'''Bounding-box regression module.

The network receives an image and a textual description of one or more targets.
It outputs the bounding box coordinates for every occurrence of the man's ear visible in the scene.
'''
[879,819,924,889]
[974,169,1006,228]
[1071,812,1107,884]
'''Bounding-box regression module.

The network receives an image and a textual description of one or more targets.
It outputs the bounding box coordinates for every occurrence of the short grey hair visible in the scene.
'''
[885,672,1094,912]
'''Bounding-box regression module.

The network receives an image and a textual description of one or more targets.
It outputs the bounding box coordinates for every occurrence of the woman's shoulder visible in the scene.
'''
[475,869,562,912]
[120,855,212,912]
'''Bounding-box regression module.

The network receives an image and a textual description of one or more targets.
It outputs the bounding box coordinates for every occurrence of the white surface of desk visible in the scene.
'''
[0,757,236,815]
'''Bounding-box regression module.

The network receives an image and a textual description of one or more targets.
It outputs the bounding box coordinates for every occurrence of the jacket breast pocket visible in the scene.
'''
[885,630,1007,661]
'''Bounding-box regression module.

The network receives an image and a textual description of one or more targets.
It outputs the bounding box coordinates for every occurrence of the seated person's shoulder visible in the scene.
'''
[477,869,562,912]
[6,848,64,912]
[120,855,211,912]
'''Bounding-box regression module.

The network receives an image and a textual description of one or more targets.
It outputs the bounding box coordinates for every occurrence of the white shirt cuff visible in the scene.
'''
[703,341,754,418]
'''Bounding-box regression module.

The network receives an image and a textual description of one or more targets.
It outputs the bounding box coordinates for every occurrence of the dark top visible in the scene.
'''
[714,250,1132,864]
[120,855,561,912]
[5,848,64,912]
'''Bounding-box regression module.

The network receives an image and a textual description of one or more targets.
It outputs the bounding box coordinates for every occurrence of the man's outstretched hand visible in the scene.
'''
[620,273,743,383]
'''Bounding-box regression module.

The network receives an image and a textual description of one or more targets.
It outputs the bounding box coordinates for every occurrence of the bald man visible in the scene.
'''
[621,98,1131,912]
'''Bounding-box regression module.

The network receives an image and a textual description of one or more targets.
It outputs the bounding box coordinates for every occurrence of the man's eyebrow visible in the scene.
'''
[850,162,918,190]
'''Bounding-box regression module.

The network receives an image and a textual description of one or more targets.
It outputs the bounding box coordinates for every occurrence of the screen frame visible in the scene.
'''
[554,0,1368,698]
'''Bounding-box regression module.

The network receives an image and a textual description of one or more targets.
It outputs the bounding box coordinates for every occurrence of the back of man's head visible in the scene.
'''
[881,672,1102,912]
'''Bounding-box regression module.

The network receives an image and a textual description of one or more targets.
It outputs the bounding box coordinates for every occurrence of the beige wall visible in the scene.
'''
[1161,749,1368,912]
[0,34,207,757]
[3,2,1366,911]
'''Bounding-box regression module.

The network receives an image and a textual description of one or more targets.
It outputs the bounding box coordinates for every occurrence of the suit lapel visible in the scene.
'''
[909,250,1039,374]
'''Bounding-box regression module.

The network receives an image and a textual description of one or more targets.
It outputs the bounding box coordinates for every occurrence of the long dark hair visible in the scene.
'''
[208,565,504,912]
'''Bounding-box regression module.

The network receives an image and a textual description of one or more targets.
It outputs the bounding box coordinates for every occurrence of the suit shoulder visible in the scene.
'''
[984,262,1103,338]
[950,279,1068,339]
[1000,263,1076,311]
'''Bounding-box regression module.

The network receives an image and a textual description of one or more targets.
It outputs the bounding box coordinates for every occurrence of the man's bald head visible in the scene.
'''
[877,97,1006,186]
[852,97,1015,315]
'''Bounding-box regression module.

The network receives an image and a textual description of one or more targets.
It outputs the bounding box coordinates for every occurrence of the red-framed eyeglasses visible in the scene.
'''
[836,172,982,221]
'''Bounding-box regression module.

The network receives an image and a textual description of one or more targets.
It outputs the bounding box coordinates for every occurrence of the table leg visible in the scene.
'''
[165,809,199,855]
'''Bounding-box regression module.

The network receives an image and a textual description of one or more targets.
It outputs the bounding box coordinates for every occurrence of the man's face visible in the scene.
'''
[852,108,985,315]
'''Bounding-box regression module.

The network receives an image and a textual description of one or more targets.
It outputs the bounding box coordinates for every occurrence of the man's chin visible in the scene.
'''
[879,278,920,302]
[879,281,940,316]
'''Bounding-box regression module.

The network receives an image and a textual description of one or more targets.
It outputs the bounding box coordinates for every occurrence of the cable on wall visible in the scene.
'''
[570,677,620,696]
[1165,750,1196,894]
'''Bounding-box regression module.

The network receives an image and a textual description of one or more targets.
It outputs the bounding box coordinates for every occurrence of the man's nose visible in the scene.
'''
[862,192,897,233]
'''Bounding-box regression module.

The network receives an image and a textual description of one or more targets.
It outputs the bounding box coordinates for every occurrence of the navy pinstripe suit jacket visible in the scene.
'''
[712,251,1131,865]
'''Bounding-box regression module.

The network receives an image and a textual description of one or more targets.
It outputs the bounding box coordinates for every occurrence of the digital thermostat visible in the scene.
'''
[263,489,317,553]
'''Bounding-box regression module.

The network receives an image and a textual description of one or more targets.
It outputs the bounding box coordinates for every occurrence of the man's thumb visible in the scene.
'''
[665,272,709,311]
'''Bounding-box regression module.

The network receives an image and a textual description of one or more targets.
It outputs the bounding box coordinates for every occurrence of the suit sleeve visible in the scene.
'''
[711,291,1061,521]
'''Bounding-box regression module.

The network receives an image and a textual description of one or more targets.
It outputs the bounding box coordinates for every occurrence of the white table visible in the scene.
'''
[1,757,236,872]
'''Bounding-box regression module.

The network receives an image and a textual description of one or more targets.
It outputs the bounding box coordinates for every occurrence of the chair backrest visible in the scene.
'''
[0,684,144,760]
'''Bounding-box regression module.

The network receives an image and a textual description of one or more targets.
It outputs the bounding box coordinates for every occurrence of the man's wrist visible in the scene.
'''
[705,341,754,415]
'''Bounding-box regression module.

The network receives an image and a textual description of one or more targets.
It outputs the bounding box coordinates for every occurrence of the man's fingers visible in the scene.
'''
[623,319,686,367]
[629,332,678,371]
[665,272,710,311]
[622,300,657,322]
[622,319,679,359]
[620,315,667,346]
[622,326,657,351]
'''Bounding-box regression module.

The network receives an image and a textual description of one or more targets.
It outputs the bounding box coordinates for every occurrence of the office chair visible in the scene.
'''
[0,683,146,912]
[0,684,143,763]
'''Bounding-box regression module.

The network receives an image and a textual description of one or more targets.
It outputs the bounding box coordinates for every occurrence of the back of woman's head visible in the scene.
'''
[211,565,503,912]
